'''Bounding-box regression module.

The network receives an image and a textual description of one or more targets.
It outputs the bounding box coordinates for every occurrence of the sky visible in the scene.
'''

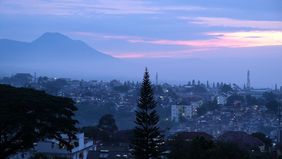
[0,0,281,87]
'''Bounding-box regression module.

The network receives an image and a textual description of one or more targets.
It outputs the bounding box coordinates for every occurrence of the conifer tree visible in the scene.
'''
[132,68,164,159]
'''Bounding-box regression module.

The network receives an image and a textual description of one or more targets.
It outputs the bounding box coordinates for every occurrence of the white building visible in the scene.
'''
[9,133,93,159]
[191,101,203,109]
[8,151,33,159]
[190,100,203,116]
[217,95,227,105]
[171,105,193,122]
[35,133,93,159]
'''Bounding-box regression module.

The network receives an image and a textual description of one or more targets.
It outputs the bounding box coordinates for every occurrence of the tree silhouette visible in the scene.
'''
[132,68,164,159]
[168,136,250,159]
[0,84,78,158]
[97,114,118,133]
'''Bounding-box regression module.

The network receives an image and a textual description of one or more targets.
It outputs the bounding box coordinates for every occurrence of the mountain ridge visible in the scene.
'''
[0,32,115,61]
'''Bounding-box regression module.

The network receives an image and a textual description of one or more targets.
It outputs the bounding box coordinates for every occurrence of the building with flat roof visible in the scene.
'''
[10,133,94,159]
[171,105,193,122]
[35,133,93,159]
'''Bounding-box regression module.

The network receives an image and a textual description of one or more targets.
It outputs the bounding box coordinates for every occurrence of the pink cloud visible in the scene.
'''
[180,17,282,30]
[106,48,213,59]
[71,30,282,49]
[69,30,282,58]
[206,31,282,47]
[111,53,144,59]
[126,31,282,48]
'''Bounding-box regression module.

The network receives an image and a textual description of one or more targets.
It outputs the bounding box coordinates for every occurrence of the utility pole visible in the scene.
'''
[278,103,282,145]
[247,70,251,90]
[33,72,37,83]
[156,72,158,86]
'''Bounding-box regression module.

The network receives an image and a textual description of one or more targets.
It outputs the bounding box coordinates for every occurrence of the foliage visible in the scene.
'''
[37,156,68,159]
[212,142,250,159]
[185,85,207,93]
[43,78,68,94]
[263,92,276,102]
[75,101,135,129]
[168,137,214,159]
[113,85,130,93]
[192,85,207,93]
[168,136,250,159]
[220,84,233,93]
[1,73,33,87]
[112,129,134,143]
[132,68,164,159]
[97,114,118,133]
[245,95,258,106]
[197,100,218,116]
[226,94,245,106]
[263,92,280,112]
[0,84,78,158]
[81,126,97,138]
[29,153,48,159]
[82,126,111,141]
[81,114,118,142]
[266,100,280,113]
[52,157,69,159]
[251,132,272,150]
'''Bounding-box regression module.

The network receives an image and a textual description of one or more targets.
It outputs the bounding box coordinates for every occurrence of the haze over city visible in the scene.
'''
[1,1,282,159]
[0,0,281,88]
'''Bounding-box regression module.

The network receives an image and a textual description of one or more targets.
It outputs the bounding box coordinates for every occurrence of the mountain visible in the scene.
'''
[0,32,115,62]
[0,33,281,87]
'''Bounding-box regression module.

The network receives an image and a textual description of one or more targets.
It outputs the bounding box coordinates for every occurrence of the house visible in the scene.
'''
[87,129,134,159]
[190,100,203,116]
[9,133,93,159]
[168,131,214,141]
[171,105,193,122]
[8,151,34,159]
[87,147,131,159]
[35,133,94,159]
[217,131,265,152]
[217,95,227,105]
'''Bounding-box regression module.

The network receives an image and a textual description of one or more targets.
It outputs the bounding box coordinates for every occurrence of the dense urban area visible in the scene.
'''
[1,72,282,159]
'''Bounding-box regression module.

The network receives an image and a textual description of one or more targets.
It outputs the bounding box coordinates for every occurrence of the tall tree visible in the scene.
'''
[132,68,164,159]
[0,84,78,158]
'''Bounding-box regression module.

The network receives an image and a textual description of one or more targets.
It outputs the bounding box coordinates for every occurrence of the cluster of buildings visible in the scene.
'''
[2,72,282,158]
[171,100,203,122]
[171,104,276,137]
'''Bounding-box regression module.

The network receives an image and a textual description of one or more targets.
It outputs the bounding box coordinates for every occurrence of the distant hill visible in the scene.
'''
[0,32,281,87]
[0,32,144,81]
[0,32,115,63]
